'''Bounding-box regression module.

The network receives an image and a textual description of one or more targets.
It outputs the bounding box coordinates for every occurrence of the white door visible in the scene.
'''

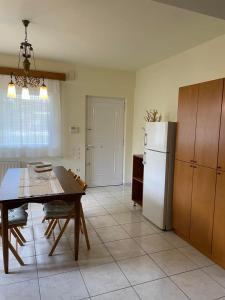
[143,149,167,229]
[86,96,124,187]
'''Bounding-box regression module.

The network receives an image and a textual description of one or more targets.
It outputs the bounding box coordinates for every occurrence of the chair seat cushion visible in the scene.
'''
[43,200,74,218]
[6,208,28,226]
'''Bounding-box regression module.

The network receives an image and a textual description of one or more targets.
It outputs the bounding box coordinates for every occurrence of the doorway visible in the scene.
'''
[86,96,125,187]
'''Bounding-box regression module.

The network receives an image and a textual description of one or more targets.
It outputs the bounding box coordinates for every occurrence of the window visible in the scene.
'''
[0,75,61,158]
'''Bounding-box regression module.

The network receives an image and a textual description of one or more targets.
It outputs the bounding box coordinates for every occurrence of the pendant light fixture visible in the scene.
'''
[7,20,48,100]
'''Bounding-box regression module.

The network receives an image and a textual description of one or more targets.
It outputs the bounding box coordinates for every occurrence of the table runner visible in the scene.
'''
[19,168,64,198]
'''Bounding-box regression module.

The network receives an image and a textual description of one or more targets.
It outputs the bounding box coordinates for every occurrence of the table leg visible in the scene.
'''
[74,198,81,261]
[1,204,9,274]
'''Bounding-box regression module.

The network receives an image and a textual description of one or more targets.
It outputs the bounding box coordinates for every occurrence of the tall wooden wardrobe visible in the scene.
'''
[173,78,225,268]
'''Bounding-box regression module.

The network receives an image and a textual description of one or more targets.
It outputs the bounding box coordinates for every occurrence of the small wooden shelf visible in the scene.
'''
[132,154,144,206]
[133,176,144,183]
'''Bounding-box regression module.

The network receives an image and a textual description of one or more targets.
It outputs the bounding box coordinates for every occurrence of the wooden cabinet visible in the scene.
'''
[132,155,143,206]
[174,78,225,269]
[194,79,223,169]
[173,160,193,239]
[212,171,225,268]
[175,85,198,162]
[218,95,225,172]
[190,166,216,255]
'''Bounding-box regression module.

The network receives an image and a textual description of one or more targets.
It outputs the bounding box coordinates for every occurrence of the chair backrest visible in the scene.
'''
[67,169,87,191]
[68,169,78,179]
[76,177,88,191]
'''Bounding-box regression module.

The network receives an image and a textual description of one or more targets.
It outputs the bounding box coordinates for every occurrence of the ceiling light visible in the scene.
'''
[7,20,48,100]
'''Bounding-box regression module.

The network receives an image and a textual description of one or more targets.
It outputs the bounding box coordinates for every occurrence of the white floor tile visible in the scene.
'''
[88,215,118,228]
[150,249,198,275]
[122,221,157,237]
[91,287,139,300]
[111,212,144,225]
[105,238,145,261]
[81,262,130,296]
[36,251,78,278]
[96,225,130,242]
[171,269,225,300]
[39,270,89,300]
[78,244,113,268]
[134,277,188,300]
[203,264,225,288]
[179,245,214,267]
[118,255,166,285]
[0,279,40,300]
[135,234,174,253]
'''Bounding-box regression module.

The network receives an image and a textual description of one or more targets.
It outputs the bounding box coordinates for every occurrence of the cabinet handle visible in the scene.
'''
[217,172,221,175]
[193,166,197,168]
[190,165,193,168]
[190,160,197,163]
[217,166,221,169]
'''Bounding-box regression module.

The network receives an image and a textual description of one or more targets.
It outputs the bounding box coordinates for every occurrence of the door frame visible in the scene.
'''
[85,95,126,186]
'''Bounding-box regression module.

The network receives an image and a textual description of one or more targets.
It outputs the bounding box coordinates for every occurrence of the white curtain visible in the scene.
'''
[0,75,61,158]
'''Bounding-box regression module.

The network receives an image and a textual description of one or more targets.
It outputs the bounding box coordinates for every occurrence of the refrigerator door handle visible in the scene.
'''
[144,133,147,146]
[143,152,147,164]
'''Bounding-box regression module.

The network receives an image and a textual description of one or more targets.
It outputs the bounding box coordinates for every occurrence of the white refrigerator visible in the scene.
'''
[143,122,176,230]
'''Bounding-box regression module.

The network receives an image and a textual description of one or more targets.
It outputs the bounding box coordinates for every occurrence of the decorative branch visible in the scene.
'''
[144,109,161,122]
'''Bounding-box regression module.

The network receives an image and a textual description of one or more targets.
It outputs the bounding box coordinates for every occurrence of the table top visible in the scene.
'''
[0,166,85,205]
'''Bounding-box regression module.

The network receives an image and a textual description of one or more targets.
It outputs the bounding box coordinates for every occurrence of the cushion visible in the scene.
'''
[7,208,28,226]
[43,200,74,218]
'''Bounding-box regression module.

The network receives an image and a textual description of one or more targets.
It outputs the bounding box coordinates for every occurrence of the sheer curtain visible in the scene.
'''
[0,75,61,158]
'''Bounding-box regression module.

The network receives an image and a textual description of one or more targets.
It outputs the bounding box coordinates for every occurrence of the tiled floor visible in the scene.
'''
[0,185,225,299]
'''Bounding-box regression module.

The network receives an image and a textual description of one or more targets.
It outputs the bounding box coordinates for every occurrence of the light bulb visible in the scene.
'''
[39,80,48,100]
[7,82,16,99]
[39,84,48,100]
[22,86,30,100]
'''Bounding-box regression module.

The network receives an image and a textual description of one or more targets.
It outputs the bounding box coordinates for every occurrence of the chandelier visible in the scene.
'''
[7,20,48,100]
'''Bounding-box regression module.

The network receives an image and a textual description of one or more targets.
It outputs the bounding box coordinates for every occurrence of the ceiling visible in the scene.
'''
[154,0,225,20]
[1,0,225,70]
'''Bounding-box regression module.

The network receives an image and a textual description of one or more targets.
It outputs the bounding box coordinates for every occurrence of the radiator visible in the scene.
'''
[0,161,26,183]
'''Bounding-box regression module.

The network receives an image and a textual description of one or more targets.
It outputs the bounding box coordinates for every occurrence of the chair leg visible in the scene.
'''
[46,220,57,239]
[10,229,24,246]
[8,241,25,266]
[80,205,90,250]
[49,217,71,256]
[44,219,54,236]
[14,227,26,243]
[0,231,24,266]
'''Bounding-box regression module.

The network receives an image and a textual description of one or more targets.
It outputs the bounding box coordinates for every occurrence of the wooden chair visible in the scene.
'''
[0,208,28,266]
[43,171,90,256]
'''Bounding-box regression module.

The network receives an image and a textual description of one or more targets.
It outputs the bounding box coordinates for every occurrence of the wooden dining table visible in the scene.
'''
[0,166,85,274]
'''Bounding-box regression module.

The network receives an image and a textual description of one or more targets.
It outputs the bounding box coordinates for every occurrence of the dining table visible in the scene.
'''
[0,166,85,274]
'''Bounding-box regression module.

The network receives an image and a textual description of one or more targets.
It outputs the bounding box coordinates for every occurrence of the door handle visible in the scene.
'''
[86,145,95,150]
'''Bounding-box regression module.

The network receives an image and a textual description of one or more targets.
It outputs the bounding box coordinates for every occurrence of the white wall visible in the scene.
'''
[0,54,135,183]
[133,34,225,154]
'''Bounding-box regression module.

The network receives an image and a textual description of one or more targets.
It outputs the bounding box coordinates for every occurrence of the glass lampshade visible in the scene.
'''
[21,86,30,100]
[39,83,48,100]
[7,82,16,99]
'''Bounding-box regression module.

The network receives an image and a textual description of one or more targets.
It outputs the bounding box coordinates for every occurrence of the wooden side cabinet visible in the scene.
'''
[212,171,225,268]
[132,155,143,206]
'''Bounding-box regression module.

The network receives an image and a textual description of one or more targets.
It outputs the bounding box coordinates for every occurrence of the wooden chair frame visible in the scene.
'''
[43,171,90,256]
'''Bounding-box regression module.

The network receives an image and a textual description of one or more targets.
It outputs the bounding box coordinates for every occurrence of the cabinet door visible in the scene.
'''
[212,171,225,267]
[194,79,223,169]
[173,160,193,239]
[218,87,225,171]
[175,85,198,162]
[190,166,216,255]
